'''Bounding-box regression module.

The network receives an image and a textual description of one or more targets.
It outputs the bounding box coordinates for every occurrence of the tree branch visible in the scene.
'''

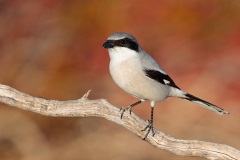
[0,84,239,160]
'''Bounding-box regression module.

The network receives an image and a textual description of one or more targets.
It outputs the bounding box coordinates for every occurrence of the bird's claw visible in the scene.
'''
[119,106,132,119]
[141,120,155,140]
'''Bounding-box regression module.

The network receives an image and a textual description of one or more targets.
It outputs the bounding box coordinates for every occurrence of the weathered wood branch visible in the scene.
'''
[0,84,239,160]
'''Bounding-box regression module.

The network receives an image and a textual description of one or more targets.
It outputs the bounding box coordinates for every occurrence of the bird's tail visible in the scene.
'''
[182,93,229,115]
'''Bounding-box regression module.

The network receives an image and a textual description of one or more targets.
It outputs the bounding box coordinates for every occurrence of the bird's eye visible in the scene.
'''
[120,39,126,45]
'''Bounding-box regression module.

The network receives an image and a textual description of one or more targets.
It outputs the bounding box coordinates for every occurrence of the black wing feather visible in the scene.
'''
[144,69,180,89]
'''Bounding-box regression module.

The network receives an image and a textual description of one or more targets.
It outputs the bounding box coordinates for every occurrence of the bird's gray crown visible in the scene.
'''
[107,32,138,43]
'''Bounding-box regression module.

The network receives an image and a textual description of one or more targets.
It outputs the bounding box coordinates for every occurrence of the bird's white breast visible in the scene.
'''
[108,47,170,102]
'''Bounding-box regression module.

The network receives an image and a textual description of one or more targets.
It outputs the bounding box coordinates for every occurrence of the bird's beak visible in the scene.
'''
[103,40,114,48]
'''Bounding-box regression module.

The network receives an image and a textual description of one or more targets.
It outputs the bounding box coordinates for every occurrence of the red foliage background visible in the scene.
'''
[0,1,240,159]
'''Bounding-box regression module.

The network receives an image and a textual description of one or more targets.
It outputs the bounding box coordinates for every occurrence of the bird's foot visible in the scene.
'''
[119,106,132,119]
[141,120,155,140]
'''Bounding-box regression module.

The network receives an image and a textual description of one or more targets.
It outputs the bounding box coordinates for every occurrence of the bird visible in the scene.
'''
[102,32,229,140]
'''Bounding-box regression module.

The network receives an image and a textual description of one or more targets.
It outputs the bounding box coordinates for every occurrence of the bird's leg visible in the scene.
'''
[120,100,143,119]
[142,104,155,140]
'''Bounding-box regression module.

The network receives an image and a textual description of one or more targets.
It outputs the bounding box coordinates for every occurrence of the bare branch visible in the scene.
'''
[0,84,239,160]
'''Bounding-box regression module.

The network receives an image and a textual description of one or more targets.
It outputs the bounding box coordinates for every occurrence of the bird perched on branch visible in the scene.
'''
[103,32,229,140]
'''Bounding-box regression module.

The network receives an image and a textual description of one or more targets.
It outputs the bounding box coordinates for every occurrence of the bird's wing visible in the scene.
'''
[144,69,180,89]
[139,50,180,89]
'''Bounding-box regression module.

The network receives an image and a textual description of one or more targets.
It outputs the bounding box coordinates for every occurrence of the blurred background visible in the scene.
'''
[0,0,240,159]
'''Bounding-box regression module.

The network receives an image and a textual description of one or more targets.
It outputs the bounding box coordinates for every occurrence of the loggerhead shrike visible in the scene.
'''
[103,32,229,140]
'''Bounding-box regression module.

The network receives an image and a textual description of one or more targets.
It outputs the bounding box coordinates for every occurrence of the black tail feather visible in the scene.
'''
[183,93,229,115]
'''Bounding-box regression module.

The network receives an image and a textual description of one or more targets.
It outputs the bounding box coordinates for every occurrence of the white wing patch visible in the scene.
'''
[163,79,170,84]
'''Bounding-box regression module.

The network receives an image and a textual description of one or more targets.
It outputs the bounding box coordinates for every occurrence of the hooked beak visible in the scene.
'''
[103,40,114,48]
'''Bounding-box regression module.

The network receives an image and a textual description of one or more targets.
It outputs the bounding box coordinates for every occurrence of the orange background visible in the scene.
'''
[0,1,240,160]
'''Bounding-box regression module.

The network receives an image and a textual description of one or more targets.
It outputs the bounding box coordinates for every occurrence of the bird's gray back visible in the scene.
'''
[139,49,166,74]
